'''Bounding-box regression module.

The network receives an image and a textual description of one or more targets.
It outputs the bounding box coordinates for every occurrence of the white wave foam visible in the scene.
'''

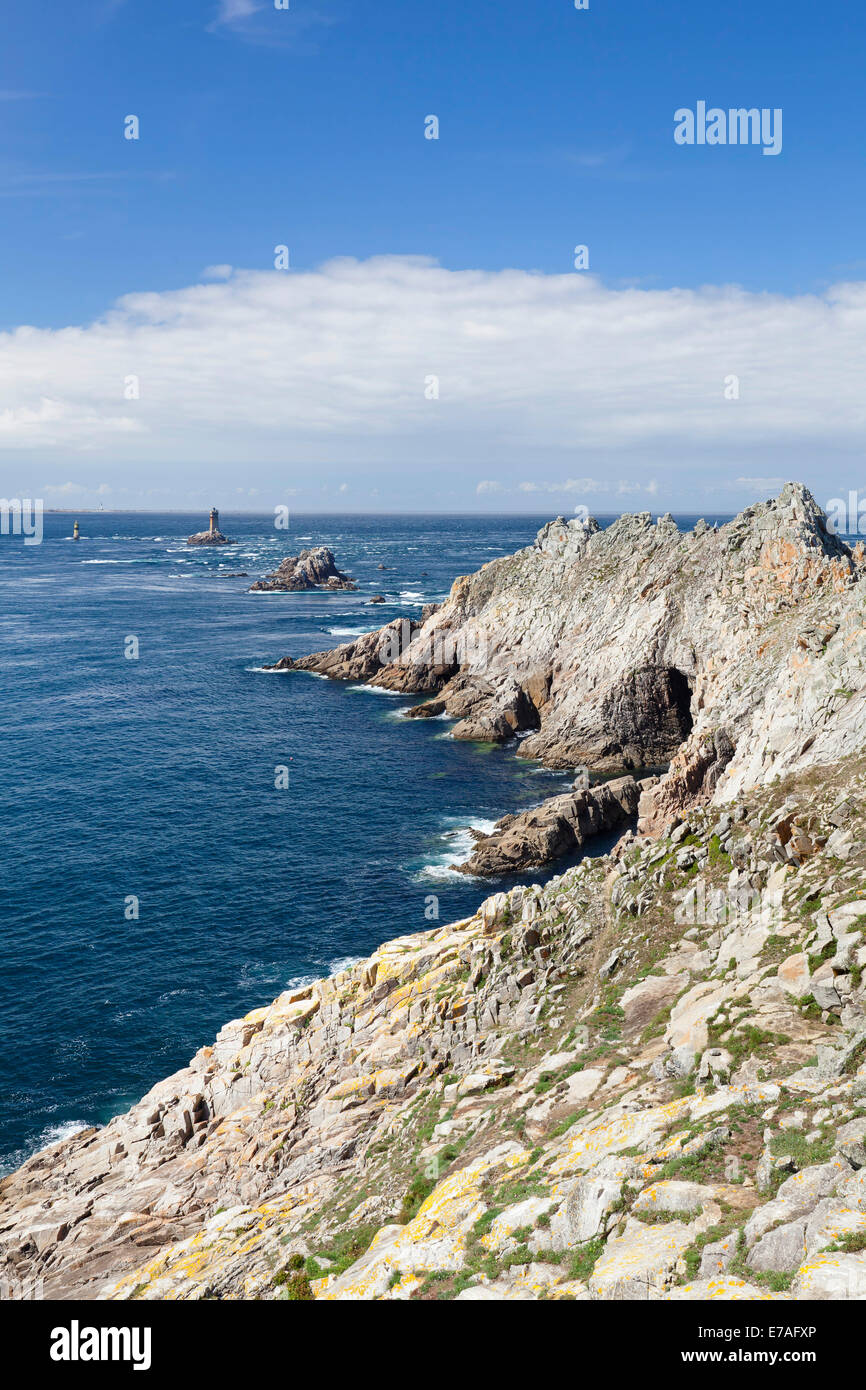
[327,626,371,636]
[284,953,363,993]
[348,683,405,696]
[413,817,498,882]
[452,817,498,839]
[328,954,364,976]
[39,1120,92,1150]
[416,861,483,883]
[244,665,293,674]
[283,972,317,992]
[393,707,453,723]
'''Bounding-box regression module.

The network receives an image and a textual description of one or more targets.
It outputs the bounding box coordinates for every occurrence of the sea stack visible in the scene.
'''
[249,546,357,591]
[187,507,233,546]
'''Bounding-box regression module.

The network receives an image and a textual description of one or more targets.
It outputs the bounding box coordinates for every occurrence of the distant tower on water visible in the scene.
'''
[72,520,80,541]
[187,507,232,546]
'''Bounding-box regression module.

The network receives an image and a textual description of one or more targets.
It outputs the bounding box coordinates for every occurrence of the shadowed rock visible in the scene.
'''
[453,775,643,876]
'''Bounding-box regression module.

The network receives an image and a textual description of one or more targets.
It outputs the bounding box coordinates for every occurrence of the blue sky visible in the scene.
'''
[1,0,865,513]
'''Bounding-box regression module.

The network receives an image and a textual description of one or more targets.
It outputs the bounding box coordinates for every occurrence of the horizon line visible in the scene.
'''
[43,507,738,517]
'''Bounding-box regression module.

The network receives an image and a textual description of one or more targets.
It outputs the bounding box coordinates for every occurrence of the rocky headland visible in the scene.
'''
[4,483,866,1303]
[276,484,866,858]
[249,547,357,592]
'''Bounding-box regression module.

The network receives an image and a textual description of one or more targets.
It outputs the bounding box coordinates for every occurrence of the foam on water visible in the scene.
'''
[413,816,499,882]
[348,683,406,695]
[284,953,364,993]
[0,1119,94,1177]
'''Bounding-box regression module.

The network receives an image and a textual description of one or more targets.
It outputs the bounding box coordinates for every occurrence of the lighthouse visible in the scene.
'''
[73,520,80,541]
[187,508,232,546]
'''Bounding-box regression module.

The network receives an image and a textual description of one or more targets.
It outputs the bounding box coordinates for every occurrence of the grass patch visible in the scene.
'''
[399,1173,437,1224]
[568,1238,605,1281]
[769,1131,834,1167]
[305,1223,378,1280]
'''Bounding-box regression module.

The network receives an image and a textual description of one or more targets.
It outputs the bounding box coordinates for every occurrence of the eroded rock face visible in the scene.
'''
[264,617,426,681]
[250,547,357,592]
[454,775,642,876]
[267,484,866,835]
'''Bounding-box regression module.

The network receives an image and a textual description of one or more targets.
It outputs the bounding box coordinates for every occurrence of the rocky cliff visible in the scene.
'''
[278,484,866,853]
[4,483,866,1303]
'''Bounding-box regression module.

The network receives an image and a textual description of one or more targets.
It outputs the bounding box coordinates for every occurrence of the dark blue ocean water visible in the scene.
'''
[0,509,736,1172]
[0,512,564,1171]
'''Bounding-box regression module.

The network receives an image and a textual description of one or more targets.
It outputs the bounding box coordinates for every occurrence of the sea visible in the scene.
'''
[0,509,732,1173]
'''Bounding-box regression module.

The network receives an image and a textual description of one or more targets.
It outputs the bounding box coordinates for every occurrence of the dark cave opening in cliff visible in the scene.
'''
[665,667,695,743]
[608,665,695,770]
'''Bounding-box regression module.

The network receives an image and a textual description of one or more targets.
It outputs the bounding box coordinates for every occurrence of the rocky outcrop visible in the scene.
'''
[266,485,865,838]
[264,617,424,678]
[187,529,232,545]
[3,756,866,1301]
[250,547,357,592]
[454,774,644,876]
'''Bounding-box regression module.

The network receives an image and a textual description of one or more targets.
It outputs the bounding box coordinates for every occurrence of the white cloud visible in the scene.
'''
[205,0,336,49]
[1,257,866,509]
[0,396,141,448]
[202,264,233,280]
[41,481,111,497]
[211,0,260,25]
[476,480,502,494]
[735,476,789,491]
[517,477,658,496]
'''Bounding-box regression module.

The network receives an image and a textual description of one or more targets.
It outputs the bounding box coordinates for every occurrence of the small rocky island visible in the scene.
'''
[249,546,357,592]
[187,507,233,546]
